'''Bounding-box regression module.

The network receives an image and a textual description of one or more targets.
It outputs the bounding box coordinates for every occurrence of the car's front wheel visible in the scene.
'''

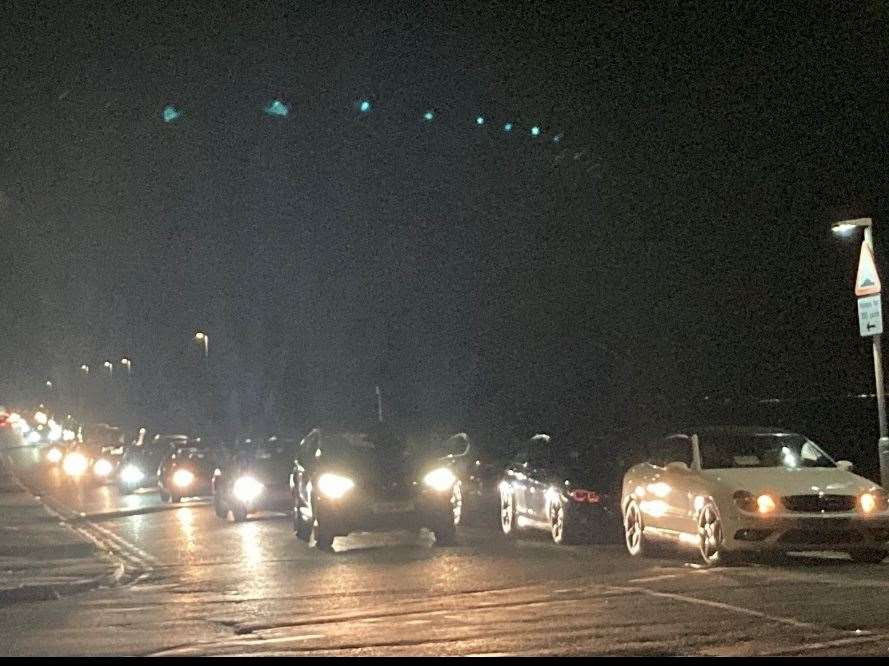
[500,488,517,536]
[624,499,646,556]
[450,481,464,527]
[231,504,248,522]
[293,496,312,542]
[313,520,335,551]
[551,499,578,545]
[850,548,888,564]
[213,492,228,519]
[698,502,729,566]
[158,487,170,503]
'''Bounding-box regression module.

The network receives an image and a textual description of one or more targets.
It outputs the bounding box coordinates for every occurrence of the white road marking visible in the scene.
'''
[608,585,828,631]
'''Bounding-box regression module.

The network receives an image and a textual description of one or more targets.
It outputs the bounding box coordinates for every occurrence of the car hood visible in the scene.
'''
[701,467,878,496]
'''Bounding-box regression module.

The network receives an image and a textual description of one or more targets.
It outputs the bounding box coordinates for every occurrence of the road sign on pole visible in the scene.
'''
[858,294,884,337]
[856,241,881,296]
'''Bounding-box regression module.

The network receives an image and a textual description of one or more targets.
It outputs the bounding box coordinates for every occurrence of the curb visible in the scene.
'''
[0,560,126,606]
[0,470,147,605]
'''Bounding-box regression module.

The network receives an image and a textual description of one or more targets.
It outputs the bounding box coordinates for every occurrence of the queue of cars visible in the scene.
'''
[7,406,889,566]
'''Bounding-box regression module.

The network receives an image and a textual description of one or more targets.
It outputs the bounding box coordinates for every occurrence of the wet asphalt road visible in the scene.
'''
[4,449,889,656]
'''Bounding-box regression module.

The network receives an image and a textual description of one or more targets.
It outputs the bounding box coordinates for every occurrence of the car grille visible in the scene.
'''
[777,529,863,545]
[781,495,856,513]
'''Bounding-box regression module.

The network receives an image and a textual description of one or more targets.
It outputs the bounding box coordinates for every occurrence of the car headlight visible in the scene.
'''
[232,476,264,503]
[26,431,42,444]
[172,469,195,488]
[317,473,355,499]
[63,452,89,477]
[93,458,114,477]
[46,447,63,464]
[756,494,777,513]
[120,465,145,484]
[860,491,887,514]
[423,467,457,492]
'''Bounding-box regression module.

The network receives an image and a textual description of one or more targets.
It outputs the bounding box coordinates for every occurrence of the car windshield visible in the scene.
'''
[699,432,837,469]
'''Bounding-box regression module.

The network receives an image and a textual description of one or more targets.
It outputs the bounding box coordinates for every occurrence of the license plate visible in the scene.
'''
[372,500,414,514]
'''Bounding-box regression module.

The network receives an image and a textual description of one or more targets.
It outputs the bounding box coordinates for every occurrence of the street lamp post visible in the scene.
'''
[103,360,113,378]
[195,332,209,359]
[120,358,132,376]
[833,217,889,487]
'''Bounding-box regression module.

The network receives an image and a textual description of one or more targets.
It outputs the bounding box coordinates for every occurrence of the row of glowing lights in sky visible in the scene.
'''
[161,100,563,143]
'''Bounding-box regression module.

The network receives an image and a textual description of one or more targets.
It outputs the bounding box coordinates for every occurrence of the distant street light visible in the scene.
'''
[832,216,889,487]
[195,332,209,359]
[120,358,132,375]
[45,380,53,390]
[103,361,113,377]
[80,364,90,374]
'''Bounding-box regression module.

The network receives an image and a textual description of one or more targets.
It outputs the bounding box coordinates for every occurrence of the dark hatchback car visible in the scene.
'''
[212,436,297,522]
[157,440,219,503]
[290,426,461,551]
[118,432,188,493]
[499,433,621,544]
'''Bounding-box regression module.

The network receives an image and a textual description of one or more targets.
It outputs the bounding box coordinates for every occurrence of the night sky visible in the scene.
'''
[2,2,888,447]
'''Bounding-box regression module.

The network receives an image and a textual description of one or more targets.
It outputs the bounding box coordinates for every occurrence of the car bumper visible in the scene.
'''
[724,512,889,552]
[229,486,292,513]
[315,491,453,537]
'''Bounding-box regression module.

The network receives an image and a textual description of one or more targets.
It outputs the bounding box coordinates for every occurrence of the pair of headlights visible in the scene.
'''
[733,490,887,514]
[315,467,457,500]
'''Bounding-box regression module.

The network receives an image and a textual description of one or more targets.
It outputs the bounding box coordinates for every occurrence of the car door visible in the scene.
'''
[648,434,696,535]
[525,435,553,522]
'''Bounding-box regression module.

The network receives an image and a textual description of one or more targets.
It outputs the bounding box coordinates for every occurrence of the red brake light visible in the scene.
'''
[569,489,601,503]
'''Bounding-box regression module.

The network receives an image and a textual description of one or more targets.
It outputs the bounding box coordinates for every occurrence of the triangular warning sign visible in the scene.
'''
[856,241,881,296]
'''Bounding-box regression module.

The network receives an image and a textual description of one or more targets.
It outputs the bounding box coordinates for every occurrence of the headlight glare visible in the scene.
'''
[317,473,355,499]
[423,467,457,492]
[232,476,264,502]
[63,452,88,477]
[93,458,113,477]
[120,465,144,484]
[172,469,195,488]
[756,494,777,514]
[46,447,63,464]
[860,492,885,514]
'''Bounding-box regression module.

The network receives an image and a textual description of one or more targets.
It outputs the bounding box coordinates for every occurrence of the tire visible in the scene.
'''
[433,520,457,546]
[500,488,517,536]
[451,481,464,527]
[624,499,646,557]
[313,520,335,552]
[231,504,248,522]
[213,493,228,519]
[158,487,170,503]
[551,499,577,545]
[293,495,312,542]
[849,548,888,564]
[698,502,729,567]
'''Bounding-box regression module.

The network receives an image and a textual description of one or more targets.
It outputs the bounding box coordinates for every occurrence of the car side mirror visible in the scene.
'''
[836,460,854,472]
[665,461,689,472]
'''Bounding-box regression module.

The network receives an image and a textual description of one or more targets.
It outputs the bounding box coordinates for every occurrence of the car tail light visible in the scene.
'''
[569,489,601,503]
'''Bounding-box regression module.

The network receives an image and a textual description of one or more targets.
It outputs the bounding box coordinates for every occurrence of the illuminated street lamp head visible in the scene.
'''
[195,332,206,341]
[45,381,52,389]
[121,358,130,366]
[80,364,89,373]
[832,218,873,235]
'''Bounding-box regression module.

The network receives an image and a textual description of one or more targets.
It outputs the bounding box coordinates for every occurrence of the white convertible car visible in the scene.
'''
[621,427,889,566]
